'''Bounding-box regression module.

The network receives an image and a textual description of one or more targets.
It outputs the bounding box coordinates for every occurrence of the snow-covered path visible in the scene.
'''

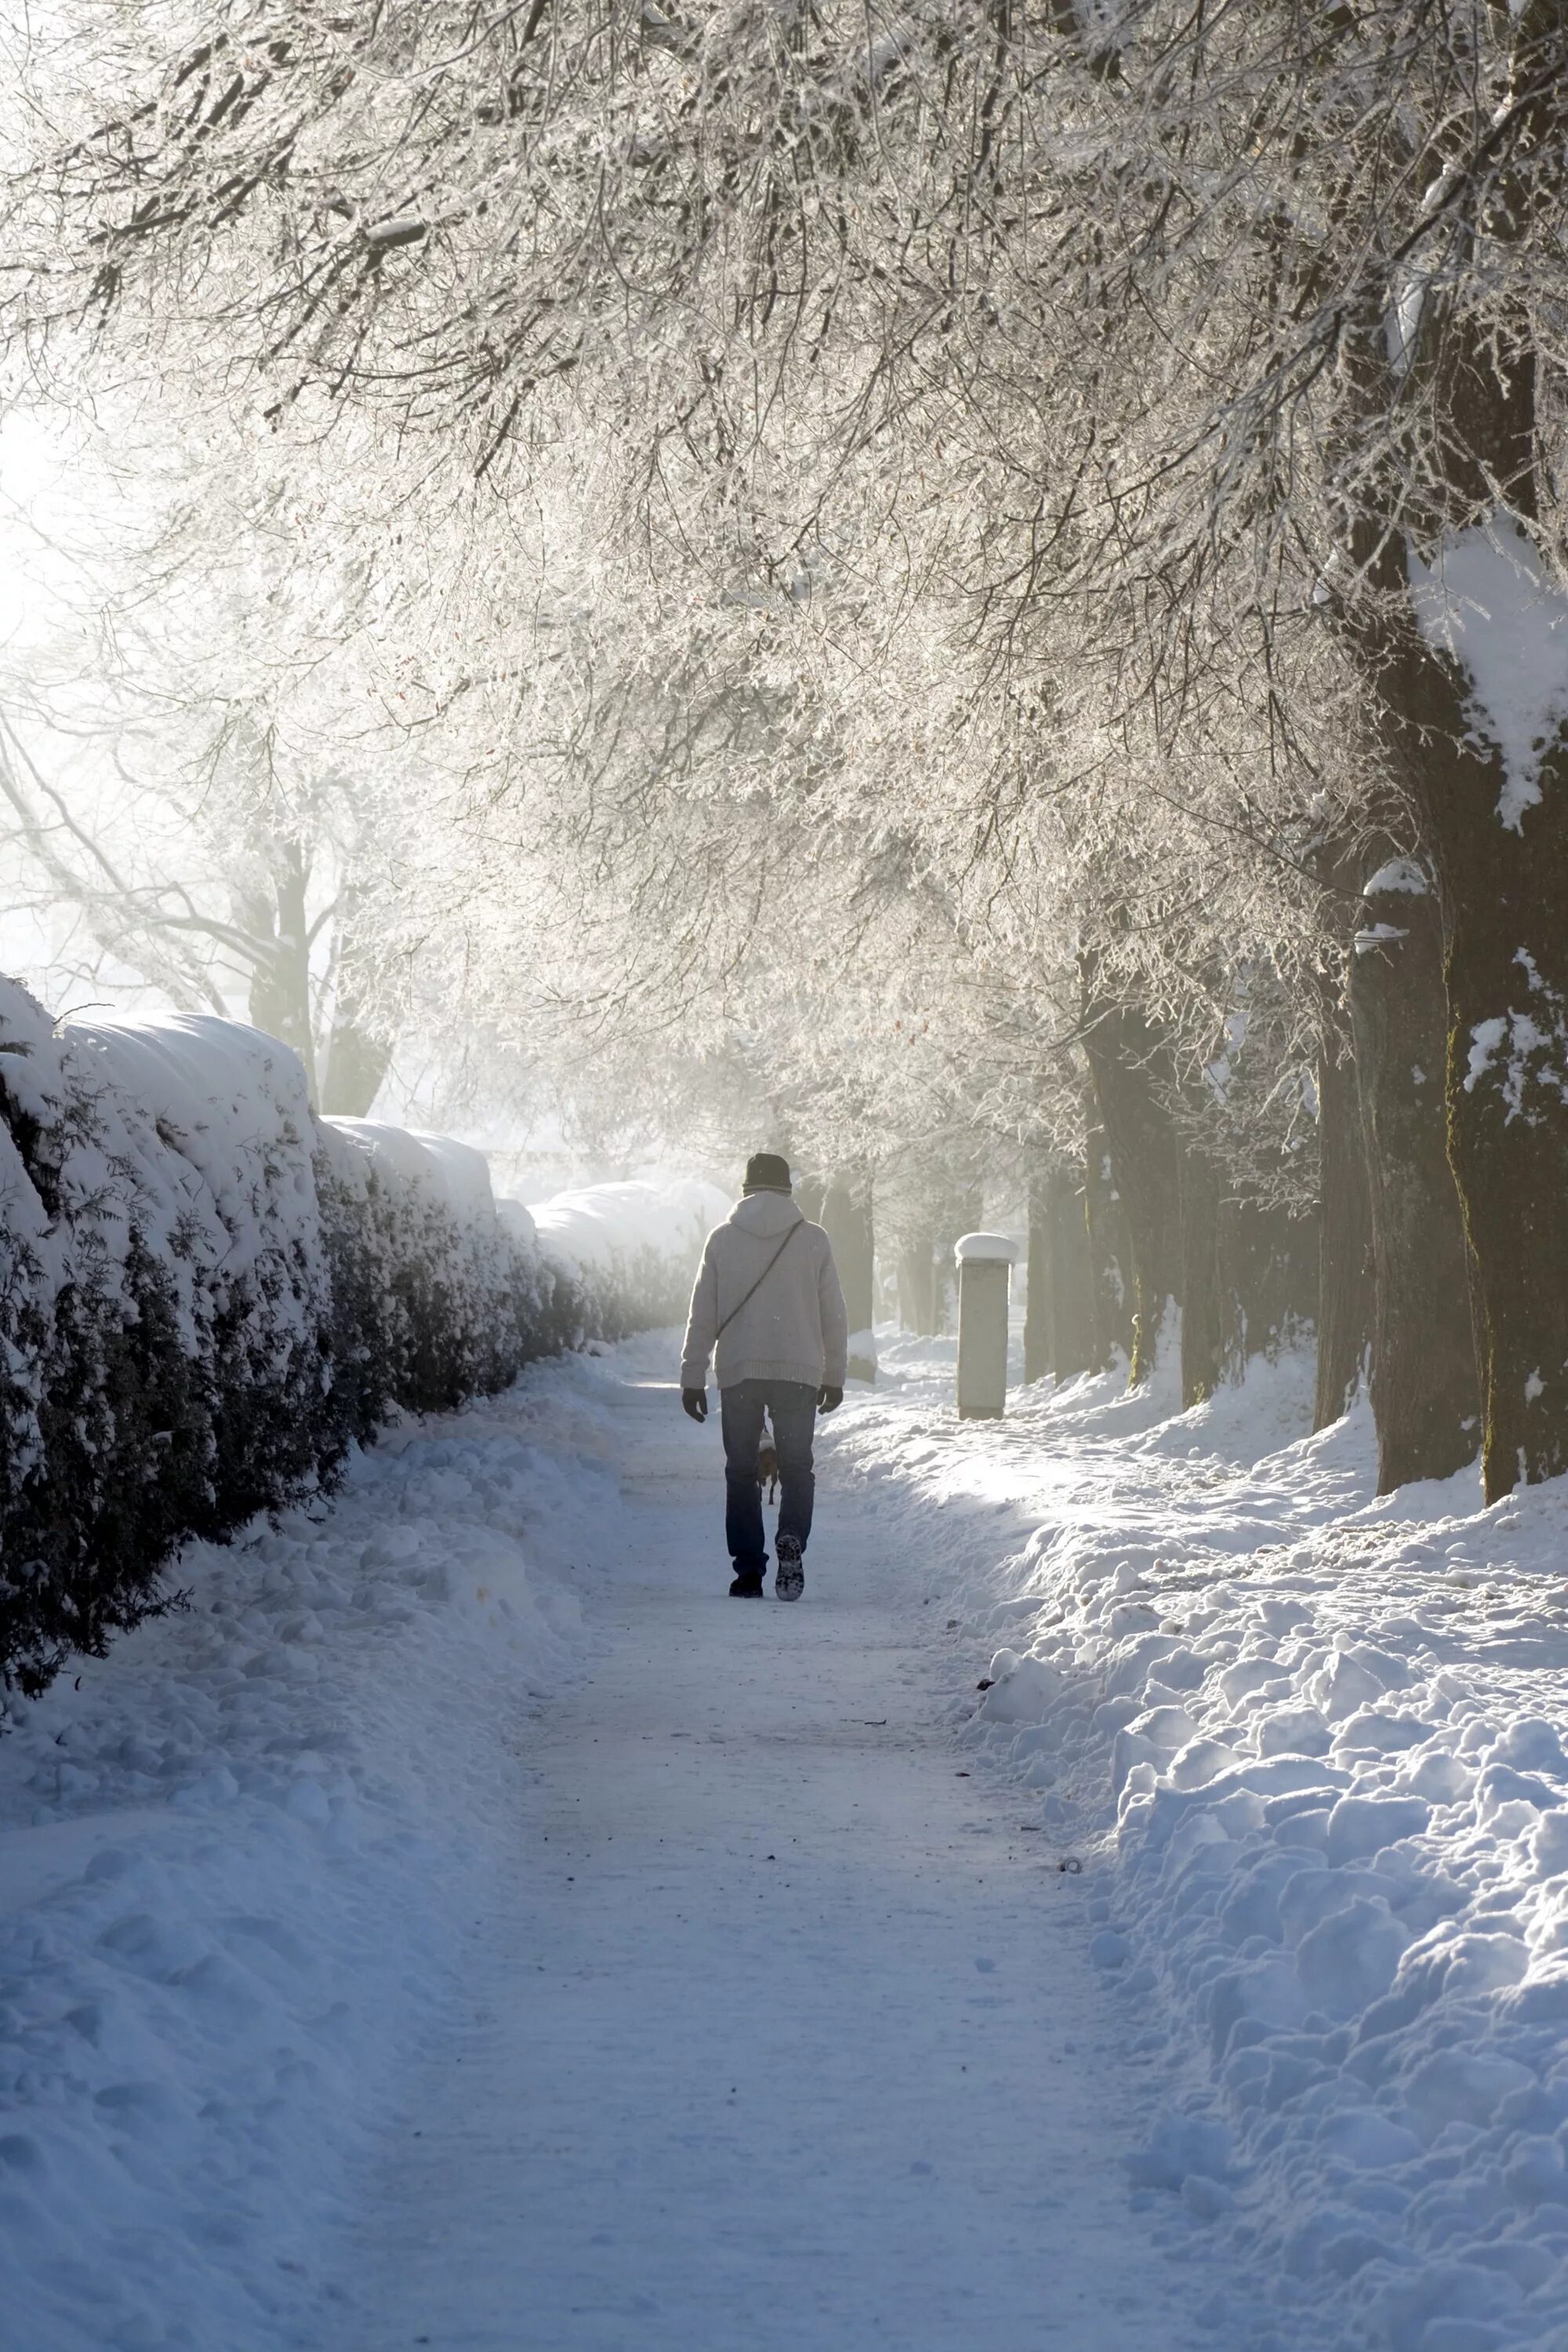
[335,1365,1217,2352]
[24,1329,1566,2352]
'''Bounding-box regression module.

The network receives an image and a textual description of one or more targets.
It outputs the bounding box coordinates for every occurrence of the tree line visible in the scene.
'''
[5,1,1568,1501]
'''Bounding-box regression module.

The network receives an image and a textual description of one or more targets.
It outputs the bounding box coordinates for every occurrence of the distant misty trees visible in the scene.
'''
[0,415,428,1113]
[1,710,396,1115]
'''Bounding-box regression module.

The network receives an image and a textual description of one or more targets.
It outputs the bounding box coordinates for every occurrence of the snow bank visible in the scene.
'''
[0,1342,622,2350]
[528,1176,729,1338]
[840,1345,1568,2350]
[0,982,712,1703]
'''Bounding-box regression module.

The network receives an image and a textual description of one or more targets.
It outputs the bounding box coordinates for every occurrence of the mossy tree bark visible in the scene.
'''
[1346,865,1480,1491]
[1368,619,1568,1496]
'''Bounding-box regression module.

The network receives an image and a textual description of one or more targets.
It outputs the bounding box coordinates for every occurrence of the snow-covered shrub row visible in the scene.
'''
[528,1178,730,1341]
[0,986,718,1703]
[844,1344,1568,2352]
[0,988,337,1702]
[0,1350,612,2350]
[315,1123,557,1432]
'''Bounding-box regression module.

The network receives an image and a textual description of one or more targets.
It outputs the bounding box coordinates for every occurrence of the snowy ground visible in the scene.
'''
[850,1336,1568,2352]
[5,1330,1568,2350]
[333,1352,1219,2352]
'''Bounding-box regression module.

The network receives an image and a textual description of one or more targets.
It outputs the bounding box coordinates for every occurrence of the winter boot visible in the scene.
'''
[775,1535,804,1602]
[729,1567,766,1598]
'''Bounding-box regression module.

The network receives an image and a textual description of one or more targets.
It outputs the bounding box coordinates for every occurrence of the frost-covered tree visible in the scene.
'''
[11,0,1568,1491]
[0,401,437,1109]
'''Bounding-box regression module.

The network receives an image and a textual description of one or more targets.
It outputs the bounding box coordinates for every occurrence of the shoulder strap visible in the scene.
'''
[714,1217,805,1343]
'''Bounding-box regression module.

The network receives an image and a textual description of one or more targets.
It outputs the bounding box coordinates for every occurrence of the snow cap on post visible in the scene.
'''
[954,1231,1019,1265]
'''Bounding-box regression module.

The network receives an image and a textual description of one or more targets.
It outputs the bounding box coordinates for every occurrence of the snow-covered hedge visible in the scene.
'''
[0,991,336,1703]
[0,987,717,1704]
[528,1178,730,1340]
[317,1123,548,1430]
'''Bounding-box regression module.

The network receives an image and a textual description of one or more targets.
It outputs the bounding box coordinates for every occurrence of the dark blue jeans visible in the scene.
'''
[720,1379,818,1574]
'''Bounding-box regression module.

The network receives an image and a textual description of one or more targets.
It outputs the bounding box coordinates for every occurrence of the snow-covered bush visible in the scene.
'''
[2,989,173,1700]
[1,988,334,1700]
[87,1014,338,1512]
[528,1178,730,1341]
[495,1195,593,1361]
[316,1123,523,1424]
[0,989,717,1704]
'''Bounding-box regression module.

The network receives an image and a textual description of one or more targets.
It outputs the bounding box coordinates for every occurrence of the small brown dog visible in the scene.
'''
[757,1439,780,1502]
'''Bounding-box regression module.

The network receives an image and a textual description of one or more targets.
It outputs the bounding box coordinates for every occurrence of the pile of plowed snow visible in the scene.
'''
[843,1336,1568,2352]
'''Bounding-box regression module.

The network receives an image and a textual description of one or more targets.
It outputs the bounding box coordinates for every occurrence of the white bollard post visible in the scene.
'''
[954,1232,1018,1420]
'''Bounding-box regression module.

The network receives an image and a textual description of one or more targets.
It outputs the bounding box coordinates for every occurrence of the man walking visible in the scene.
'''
[680,1153,848,1600]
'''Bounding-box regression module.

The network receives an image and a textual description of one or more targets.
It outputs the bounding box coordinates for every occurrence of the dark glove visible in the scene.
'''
[681,1387,709,1423]
[818,1385,844,1413]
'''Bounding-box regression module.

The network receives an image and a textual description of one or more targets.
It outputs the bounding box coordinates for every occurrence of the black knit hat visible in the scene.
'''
[742,1151,793,1195]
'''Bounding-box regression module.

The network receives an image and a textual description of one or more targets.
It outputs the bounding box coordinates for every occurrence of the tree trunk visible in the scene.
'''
[1178,1145,1224,1408]
[1312,994,1375,1431]
[1082,1006,1182,1385]
[898,1240,937,1337]
[1046,1163,1096,1381]
[319,888,393,1116]
[319,1018,392,1117]
[1221,1202,1319,1377]
[1345,59,1568,1497]
[240,840,318,1102]
[822,1177,876,1381]
[1370,615,1568,1497]
[1347,863,1482,1491]
[1024,1178,1051,1384]
[1416,691,1568,1501]
[1085,1124,1132,1369]
[934,1179,982,1336]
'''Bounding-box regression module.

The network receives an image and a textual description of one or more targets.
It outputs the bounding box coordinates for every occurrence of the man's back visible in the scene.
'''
[681,1192,848,1396]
